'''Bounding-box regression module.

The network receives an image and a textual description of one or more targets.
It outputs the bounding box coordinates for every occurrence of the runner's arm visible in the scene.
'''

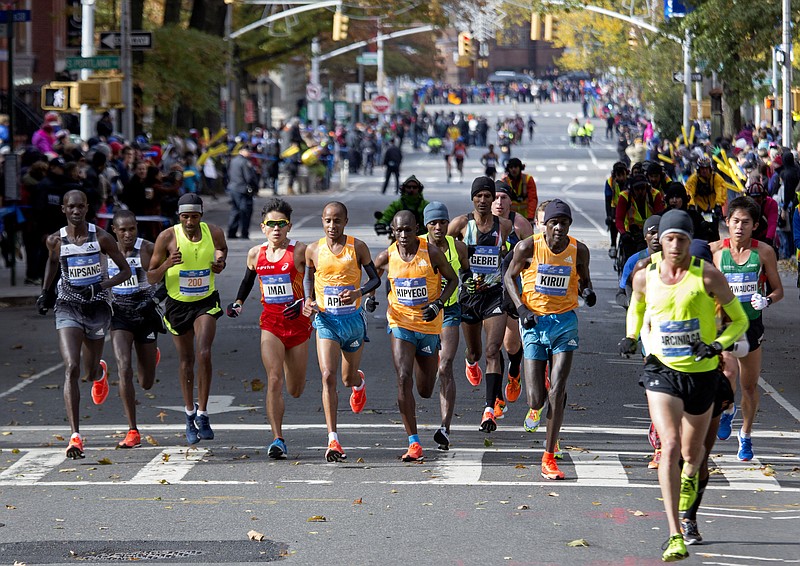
[625,268,647,339]
[209,224,228,274]
[503,237,533,310]
[759,243,784,305]
[430,244,457,305]
[99,231,133,289]
[526,176,538,221]
[146,230,179,285]
[232,247,260,306]
[703,264,748,348]
[41,232,61,296]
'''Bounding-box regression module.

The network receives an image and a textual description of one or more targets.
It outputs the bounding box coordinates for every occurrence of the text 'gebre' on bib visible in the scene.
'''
[67,254,102,286]
[323,285,357,315]
[394,277,428,306]
[534,264,572,297]
[179,269,211,295]
[725,272,758,302]
[654,319,701,357]
[469,245,500,274]
[261,274,293,304]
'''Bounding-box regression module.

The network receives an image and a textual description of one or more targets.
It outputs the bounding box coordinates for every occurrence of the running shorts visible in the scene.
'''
[744,315,764,352]
[460,285,505,324]
[712,371,735,418]
[639,355,719,415]
[390,326,440,357]
[442,303,462,327]
[163,291,222,336]
[313,309,366,353]
[111,305,163,344]
[261,309,312,350]
[521,310,579,360]
[55,301,112,340]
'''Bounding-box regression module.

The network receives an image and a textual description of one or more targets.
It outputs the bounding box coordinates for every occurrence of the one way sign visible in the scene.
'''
[673,71,703,83]
[99,31,154,50]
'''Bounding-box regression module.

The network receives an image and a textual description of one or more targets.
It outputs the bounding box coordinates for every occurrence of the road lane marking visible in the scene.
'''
[0,448,66,484]
[129,448,208,485]
[711,455,782,491]
[0,362,63,400]
[571,453,629,486]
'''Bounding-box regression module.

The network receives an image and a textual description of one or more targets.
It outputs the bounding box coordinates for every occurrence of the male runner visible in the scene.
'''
[448,177,512,432]
[226,199,312,459]
[305,201,381,461]
[38,190,132,458]
[107,210,162,449]
[711,196,783,460]
[423,202,469,450]
[373,211,457,461]
[619,209,748,561]
[147,193,227,445]
[481,144,500,179]
[505,200,595,480]
[453,137,468,183]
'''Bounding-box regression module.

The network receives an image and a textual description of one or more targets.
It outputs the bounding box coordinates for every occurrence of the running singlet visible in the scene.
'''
[441,235,460,307]
[107,238,151,307]
[256,240,304,310]
[58,223,109,304]
[165,222,216,303]
[484,155,497,168]
[644,257,718,373]
[719,239,763,321]
[387,237,442,334]
[464,213,503,288]
[314,235,362,315]
[506,211,521,249]
[520,233,579,315]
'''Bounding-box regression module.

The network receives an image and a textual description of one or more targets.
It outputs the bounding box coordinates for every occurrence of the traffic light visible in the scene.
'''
[104,77,123,107]
[458,31,472,57]
[332,10,349,41]
[530,13,540,40]
[73,81,103,108]
[544,14,554,42]
[765,97,775,109]
[41,82,75,112]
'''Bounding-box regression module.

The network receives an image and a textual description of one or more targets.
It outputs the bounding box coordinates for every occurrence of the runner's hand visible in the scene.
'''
[36,294,49,315]
[618,337,638,357]
[364,295,378,313]
[517,304,538,329]
[750,293,770,311]
[421,299,444,322]
[226,302,242,318]
[77,282,103,301]
[581,288,597,307]
[282,299,303,320]
[691,340,723,361]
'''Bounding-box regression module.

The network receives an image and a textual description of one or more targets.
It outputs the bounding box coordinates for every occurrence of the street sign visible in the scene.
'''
[672,72,703,83]
[99,31,153,50]
[306,83,322,102]
[356,53,378,66]
[361,100,375,114]
[66,56,120,71]
[0,10,31,23]
[371,94,390,113]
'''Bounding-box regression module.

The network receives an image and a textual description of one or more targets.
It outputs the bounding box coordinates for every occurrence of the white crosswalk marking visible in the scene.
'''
[571,453,630,486]
[129,448,208,485]
[711,455,782,491]
[0,449,65,485]
[429,451,483,484]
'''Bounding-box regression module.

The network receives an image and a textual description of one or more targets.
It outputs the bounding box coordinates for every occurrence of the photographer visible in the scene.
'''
[227,145,258,240]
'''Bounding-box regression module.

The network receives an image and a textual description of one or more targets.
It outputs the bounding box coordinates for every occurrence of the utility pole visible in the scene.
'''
[773,47,780,128]
[781,0,792,147]
[310,38,320,128]
[682,30,691,139]
[376,19,385,94]
[80,0,96,141]
[120,0,134,140]
[224,0,235,132]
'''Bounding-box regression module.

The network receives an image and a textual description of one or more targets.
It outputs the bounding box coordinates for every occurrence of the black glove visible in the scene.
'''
[618,337,638,357]
[581,288,597,307]
[691,340,723,361]
[226,302,242,318]
[77,282,103,301]
[516,304,538,329]
[282,299,303,320]
[421,299,444,322]
[36,294,50,315]
[459,270,477,295]
[619,231,633,245]
[605,217,615,229]
[364,295,378,313]
[615,289,629,309]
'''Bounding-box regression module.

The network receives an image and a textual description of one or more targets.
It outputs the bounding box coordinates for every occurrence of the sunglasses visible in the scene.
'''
[263,219,290,228]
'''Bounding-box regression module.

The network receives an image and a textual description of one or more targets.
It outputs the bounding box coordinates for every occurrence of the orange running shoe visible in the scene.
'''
[118,429,141,449]
[465,359,483,386]
[505,373,521,403]
[325,439,347,462]
[349,370,367,413]
[66,434,85,459]
[401,442,424,462]
[91,360,109,405]
[494,399,507,420]
[648,448,662,469]
[541,454,565,480]
[479,408,496,433]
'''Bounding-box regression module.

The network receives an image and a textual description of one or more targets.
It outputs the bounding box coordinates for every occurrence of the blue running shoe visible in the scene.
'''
[737,431,753,461]
[268,438,287,459]
[185,409,200,445]
[717,404,736,440]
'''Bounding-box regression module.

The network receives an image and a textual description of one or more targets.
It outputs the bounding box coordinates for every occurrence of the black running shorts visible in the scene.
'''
[639,355,719,415]
[163,291,222,336]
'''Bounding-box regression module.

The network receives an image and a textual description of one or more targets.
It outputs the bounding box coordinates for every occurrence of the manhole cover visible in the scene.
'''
[75,549,205,561]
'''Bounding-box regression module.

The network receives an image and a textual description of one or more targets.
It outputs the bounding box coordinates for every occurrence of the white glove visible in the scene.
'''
[750,293,770,311]
[729,335,750,358]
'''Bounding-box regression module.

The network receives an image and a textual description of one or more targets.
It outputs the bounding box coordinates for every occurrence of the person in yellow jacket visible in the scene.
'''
[685,156,727,213]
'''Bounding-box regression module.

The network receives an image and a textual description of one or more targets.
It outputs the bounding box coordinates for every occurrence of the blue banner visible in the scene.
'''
[664,0,692,19]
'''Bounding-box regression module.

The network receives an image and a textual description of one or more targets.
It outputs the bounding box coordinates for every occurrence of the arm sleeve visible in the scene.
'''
[619,252,642,290]
[716,297,749,349]
[359,261,381,296]
[235,268,257,303]
[625,291,646,339]
[303,265,315,299]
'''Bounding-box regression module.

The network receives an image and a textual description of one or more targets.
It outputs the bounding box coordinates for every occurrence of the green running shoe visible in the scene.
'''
[661,534,689,562]
[678,470,699,512]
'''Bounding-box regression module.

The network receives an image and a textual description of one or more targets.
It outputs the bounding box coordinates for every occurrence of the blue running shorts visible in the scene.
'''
[521,310,579,361]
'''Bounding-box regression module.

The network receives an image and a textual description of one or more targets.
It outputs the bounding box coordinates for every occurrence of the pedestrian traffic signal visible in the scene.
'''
[458,31,472,57]
[41,82,75,112]
[332,10,349,41]
[765,97,775,109]
[544,14,554,42]
[530,13,541,40]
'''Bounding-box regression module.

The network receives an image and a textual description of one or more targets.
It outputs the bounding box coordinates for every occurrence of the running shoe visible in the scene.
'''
[648,422,661,449]
[717,404,736,440]
[479,408,496,433]
[185,409,200,445]
[737,431,753,461]
[117,429,141,449]
[494,399,507,420]
[268,438,287,459]
[433,428,450,451]
[505,373,521,403]
[523,408,541,433]
[401,442,424,462]
[66,434,85,459]
[661,533,689,562]
[678,470,699,512]
[196,407,214,440]
[554,439,563,459]
[349,370,367,413]
[541,454,565,480]
[465,359,483,386]
[648,448,662,469]
[325,439,347,462]
[680,518,703,545]
[91,360,109,405]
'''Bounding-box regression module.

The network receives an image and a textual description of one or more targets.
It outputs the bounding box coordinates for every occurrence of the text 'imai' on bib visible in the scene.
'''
[261,273,293,304]
[109,263,139,295]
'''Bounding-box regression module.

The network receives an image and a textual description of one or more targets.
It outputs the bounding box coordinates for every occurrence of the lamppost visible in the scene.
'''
[224,0,235,132]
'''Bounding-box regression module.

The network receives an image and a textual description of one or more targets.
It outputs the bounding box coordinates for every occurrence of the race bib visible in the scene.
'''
[469,245,500,274]
[67,254,102,286]
[655,319,701,357]
[394,277,429,306]
[725,272,758,302]
[179,269,211,295]
[534,264,572,297]
[323,285,356,315]
[260,273,293,304]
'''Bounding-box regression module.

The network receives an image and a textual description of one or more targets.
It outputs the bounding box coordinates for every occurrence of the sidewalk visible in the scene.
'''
[0,255,38,307]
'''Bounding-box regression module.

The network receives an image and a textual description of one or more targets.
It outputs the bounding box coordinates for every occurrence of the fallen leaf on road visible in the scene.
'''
[564,445,590,453]
[390,490,398,494]
[162,453,170,462]
[484,438,493,447]
[547,492,559,497]
[22,401,34,406]
[97,458,113,465]
[247,530,265,541]
[10,344,22,349]
[633,510,647,517]
[592,502,602,506]
[157,411,168,423]
[566,539,590,547]
[5,505,16,509]
[145,435,159,446]
[353,498,362,505]
[356,458,365,463]
[422,502,433,506]
[158,479,170,484]
[514,464,527,469]
[760,465,776,477]
[54,435,65,441]
[144,393,156,399]
[59,468,77,473]
[1,432,11,436]
[42,384,59,389]
[11,448,20,454]
[250,379,265,392]
[517,505,529,510]
[307,515,327,522]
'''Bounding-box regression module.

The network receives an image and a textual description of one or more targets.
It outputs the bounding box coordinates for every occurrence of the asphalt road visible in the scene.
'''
[1,102,799,566]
